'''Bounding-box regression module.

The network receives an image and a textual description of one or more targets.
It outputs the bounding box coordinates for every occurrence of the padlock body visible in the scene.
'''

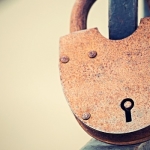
[59,18,150,145]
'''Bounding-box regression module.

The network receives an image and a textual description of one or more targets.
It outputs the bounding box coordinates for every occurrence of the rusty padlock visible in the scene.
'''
[59,0,150,145]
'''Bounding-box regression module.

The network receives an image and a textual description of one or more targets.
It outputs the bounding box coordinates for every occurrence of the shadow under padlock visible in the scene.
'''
[59,0,150,145]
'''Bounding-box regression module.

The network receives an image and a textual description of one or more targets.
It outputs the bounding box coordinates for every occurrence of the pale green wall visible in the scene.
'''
[0,0,147,150]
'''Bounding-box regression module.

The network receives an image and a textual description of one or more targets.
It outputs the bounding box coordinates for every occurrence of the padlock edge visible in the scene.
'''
[75,115,150,145]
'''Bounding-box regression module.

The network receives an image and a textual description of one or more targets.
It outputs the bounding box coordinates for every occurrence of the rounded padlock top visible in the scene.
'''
[70,0,96,33]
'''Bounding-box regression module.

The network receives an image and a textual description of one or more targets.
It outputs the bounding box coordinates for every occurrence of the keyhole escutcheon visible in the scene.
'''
[121,98,134,122]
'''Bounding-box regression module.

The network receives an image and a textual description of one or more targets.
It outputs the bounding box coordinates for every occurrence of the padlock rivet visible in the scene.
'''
[60,56,69,63]
[82,112,91,120]
[88,51,97,58]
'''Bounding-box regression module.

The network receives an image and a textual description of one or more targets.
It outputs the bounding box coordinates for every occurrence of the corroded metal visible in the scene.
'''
[82,112,91,120]
[88,51,97,58]
[60,0,150,145]
[60,56,69,63]
[70,0,96,32]
[60,18,150,144]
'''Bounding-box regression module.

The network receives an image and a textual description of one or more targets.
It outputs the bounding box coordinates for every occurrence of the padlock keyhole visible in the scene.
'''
[120,98,134,122]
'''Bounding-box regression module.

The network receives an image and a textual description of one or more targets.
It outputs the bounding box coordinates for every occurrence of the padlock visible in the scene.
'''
[59,0,150,145]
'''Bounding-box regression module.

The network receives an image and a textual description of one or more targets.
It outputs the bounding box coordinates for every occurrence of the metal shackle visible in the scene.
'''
[70,0,96,33]
[70,0,150,33]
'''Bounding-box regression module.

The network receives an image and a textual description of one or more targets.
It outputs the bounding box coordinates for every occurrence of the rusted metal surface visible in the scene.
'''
[60,56,70,63]
[88,51,97,58]
[70,0,96,32]
[82,112,91,120]
[60,17,150,145]
[59,0,150,145]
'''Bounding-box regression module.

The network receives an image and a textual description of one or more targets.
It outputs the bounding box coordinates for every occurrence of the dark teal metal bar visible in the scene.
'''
[109,0,138,40]
[81,139,142,150]
[144,0,150,17]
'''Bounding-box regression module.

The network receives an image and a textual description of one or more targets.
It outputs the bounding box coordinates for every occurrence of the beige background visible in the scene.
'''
[0,0,148,150]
